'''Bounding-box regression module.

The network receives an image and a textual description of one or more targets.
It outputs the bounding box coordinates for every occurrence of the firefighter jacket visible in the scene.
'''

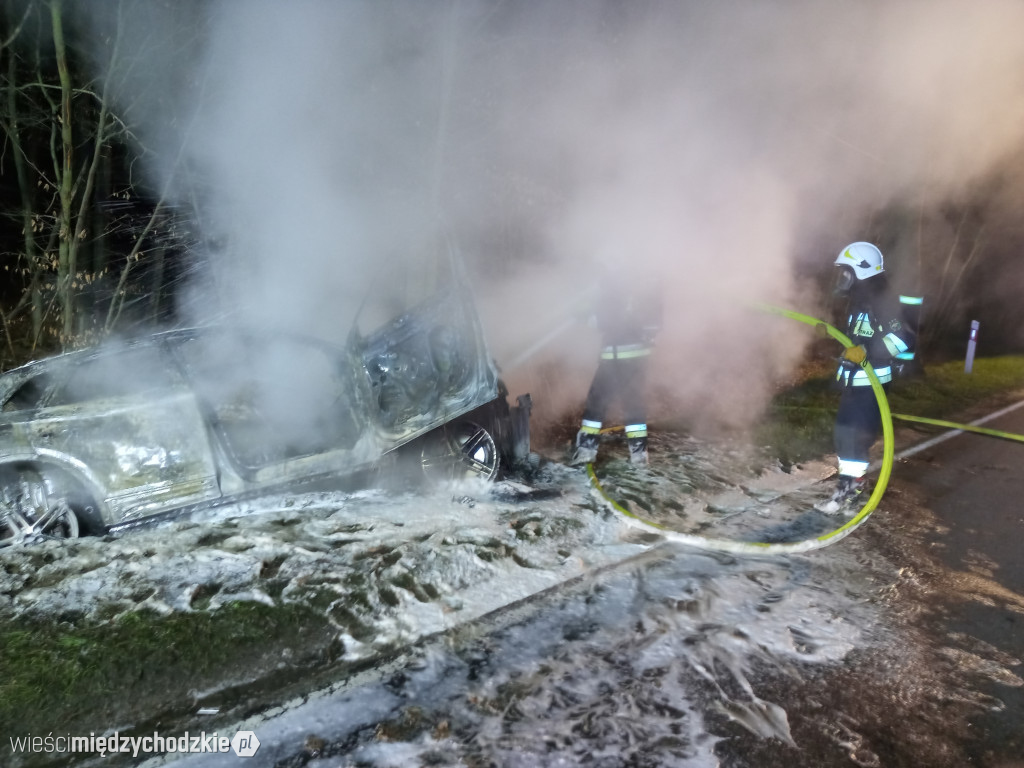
[836,287,915,387]
[593,275,662,360]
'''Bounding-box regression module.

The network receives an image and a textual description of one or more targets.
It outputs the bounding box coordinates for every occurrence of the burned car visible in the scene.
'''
[0,279,531,546]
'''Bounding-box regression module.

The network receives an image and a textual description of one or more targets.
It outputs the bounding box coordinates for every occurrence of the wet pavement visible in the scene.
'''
[890,401,1024,766]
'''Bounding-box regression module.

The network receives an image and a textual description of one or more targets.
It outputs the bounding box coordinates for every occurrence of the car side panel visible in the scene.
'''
[21,391,220,523]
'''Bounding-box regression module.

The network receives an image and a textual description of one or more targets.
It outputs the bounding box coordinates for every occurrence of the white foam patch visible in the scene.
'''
[1,441,896,767]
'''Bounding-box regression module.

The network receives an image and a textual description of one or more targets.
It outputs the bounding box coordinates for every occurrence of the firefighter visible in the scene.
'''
[570,265,662,466]
[817,242,915,514]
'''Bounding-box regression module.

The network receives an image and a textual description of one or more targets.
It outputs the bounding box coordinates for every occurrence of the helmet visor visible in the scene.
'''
[833,265,856,295]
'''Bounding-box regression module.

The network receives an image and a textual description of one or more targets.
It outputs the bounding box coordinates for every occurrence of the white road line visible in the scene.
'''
[891,398,1024,463]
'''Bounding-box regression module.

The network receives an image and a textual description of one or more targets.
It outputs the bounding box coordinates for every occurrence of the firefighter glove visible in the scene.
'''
[842,344,867,364]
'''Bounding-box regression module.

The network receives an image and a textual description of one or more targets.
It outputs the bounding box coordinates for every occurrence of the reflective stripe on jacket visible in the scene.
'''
[600,343,653,360]
[835,292,913,387]
[836,364,893,386]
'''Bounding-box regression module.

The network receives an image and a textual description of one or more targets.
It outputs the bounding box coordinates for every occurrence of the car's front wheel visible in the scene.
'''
[0,468,82,547]
[421,420,500,483]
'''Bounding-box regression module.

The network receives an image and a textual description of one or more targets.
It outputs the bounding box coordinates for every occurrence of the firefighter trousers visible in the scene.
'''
[582,356,648,430]
[834,383,887,473]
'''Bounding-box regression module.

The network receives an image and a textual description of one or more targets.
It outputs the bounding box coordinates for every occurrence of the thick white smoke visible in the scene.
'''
[73,0,1024,437]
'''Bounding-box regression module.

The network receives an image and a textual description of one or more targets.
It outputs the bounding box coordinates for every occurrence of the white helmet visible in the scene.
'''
[834,242,884,280]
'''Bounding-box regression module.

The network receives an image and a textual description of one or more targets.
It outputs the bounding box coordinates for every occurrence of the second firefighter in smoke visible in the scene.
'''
[571,265,662,467]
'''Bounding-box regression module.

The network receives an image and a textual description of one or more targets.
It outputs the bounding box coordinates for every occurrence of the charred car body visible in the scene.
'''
[0,277,531,546]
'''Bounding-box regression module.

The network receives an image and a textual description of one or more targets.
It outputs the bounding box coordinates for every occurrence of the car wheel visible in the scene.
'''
[0,469,81,547]
[421,420,500,483]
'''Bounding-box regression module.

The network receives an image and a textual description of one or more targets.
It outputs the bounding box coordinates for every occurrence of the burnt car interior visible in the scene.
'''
[3,345,182,412]
[173,330,365,473]
[359,288,484,439]
[3,375,49,412]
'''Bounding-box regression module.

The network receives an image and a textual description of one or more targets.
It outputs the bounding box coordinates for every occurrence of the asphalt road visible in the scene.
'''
[892,400,1024,765]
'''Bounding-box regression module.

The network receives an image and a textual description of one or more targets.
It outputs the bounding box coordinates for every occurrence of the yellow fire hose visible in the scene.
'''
[889,413,1024,443]
[586,304,894,555]
[768,407,1024,445]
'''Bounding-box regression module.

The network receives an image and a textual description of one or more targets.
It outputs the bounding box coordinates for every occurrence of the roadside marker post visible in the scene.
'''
[965,320,980,373]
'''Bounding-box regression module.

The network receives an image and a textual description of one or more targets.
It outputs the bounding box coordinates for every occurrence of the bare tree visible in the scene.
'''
[0,0,197,364]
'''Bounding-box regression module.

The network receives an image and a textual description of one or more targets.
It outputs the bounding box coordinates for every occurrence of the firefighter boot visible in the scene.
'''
[815,475,865,515]
[570,431,599,466]
[628,436,649,466]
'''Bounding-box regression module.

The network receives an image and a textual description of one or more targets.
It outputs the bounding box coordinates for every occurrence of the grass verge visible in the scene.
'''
[755,355,1024,466]
[0,601,337,761]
